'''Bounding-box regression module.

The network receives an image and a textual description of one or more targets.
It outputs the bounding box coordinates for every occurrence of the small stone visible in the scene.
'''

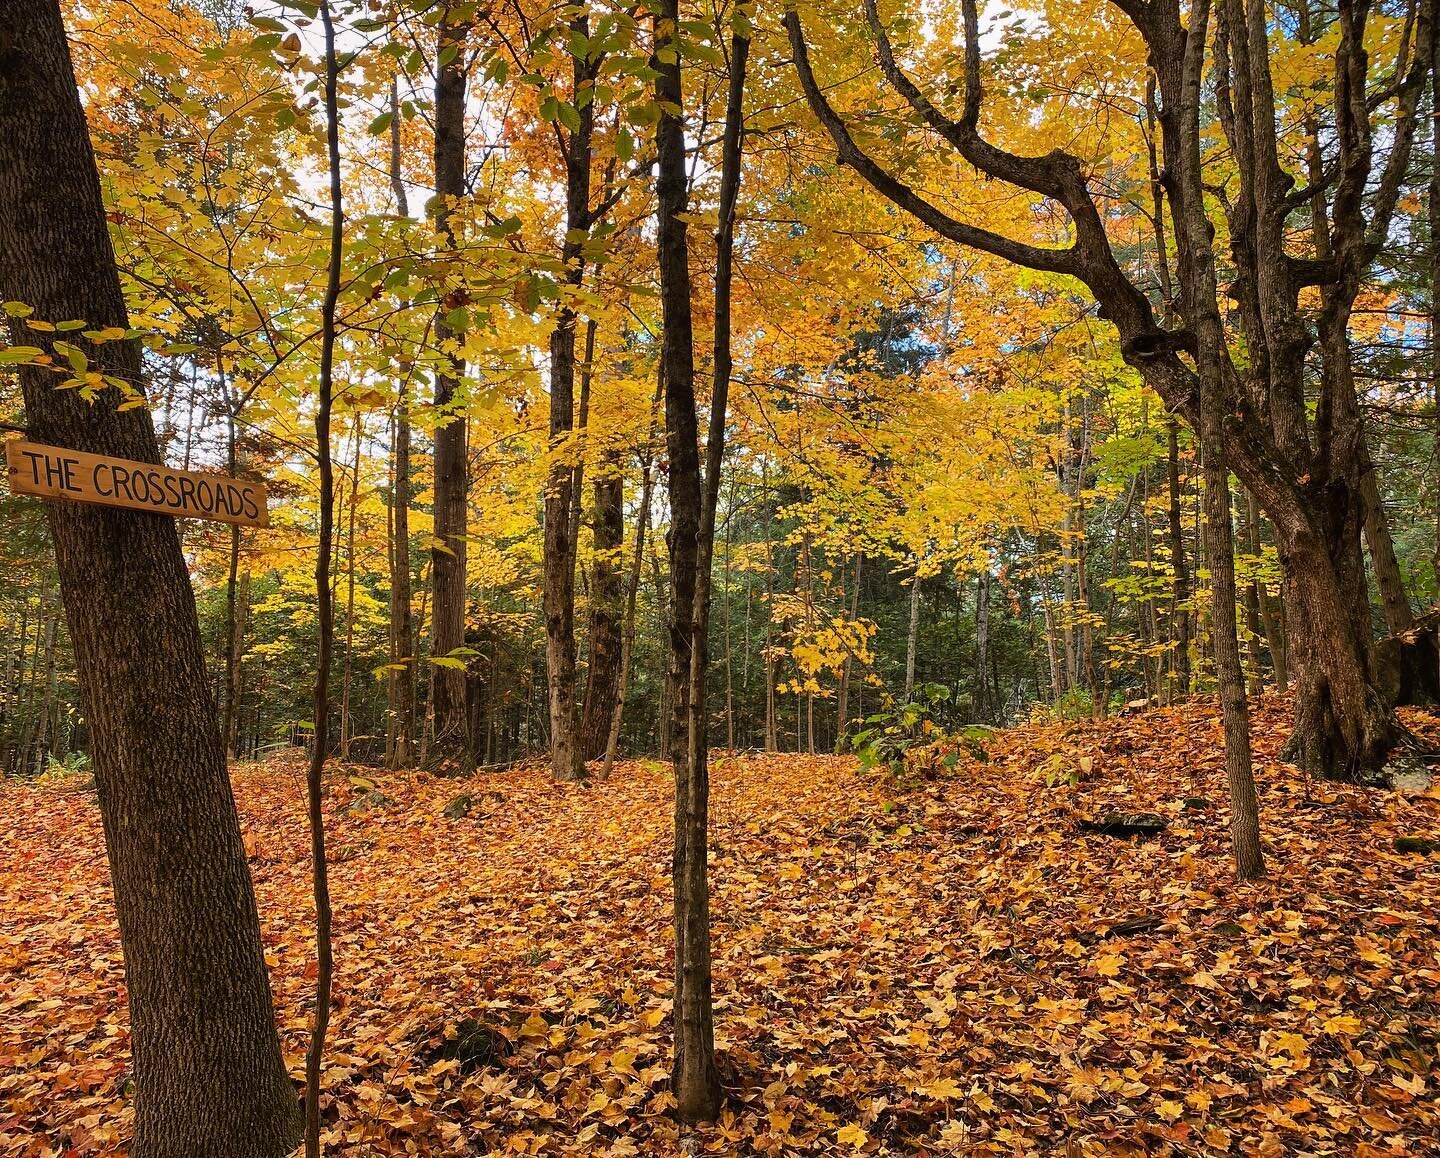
[443,793,473,820]
[1394,835,1438,856]
[339,788,396,816]
[1183,796,1211,811]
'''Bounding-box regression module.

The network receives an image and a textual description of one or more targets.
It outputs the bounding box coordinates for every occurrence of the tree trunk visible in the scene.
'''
[904,564,921,700]
[1177,0,1264,879]
[221,404,247,760]
[974,565,992,721]
[427,8,471,774]
[388,383,415,767]
[656,0,747,1122]
[1167,419,1192,698]
[339,423,361,759]
[227,567,251,757]
[600,428,655,779]
[0,2,302,1150]
[542,13,596,782]
[1360,467,1414,635]
[834,553,861,750]
[579,457,624,760]
[304,7,344,1150]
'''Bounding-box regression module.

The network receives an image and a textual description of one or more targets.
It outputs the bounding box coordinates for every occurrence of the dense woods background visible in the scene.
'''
[3,0,1435,780]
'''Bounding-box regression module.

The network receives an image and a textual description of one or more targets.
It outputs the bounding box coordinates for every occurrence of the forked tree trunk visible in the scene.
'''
[656,0,748,1122]
[0,2,302,1150]
[428,8,472,774]
[1277,502,1399,780]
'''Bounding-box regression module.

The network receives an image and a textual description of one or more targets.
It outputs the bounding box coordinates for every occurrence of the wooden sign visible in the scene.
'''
[5,439,269,528]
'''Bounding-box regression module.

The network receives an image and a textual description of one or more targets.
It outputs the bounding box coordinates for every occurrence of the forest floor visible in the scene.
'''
[2,698,1439,1156]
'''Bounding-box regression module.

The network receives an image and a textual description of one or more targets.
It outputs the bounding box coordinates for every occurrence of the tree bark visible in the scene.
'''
[305,3,344,1150]
[388,382,415,767]
[579,452,625,760]
[904,563,922,701]
[542,12,596,781]
[974,564,992,721]
[656,0,748,1122]
[427,7,472,774]
[600,423,656,779]
[1167,419,1192,698]
[1179,0,1264,878]
[0,2,302,1150]
[834,553,861,749]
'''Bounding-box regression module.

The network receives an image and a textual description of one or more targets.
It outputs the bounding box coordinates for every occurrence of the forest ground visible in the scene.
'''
[2,699,1439,1157]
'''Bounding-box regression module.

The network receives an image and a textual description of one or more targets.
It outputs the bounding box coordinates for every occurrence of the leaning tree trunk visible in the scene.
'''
[0,2,302,1152]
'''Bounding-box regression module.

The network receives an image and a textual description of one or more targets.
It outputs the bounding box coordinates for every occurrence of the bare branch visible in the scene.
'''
[782,5,1082,277]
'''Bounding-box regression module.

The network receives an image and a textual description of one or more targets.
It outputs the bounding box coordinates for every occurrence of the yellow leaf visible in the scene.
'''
[836,1123,868,1148]
[914,1077,964,1100]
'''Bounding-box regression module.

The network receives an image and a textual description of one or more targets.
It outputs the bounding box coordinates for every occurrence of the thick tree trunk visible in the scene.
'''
[1361,468,1414,635]
[579,460,624,760]
[1277,508,1399,780]
[427,9,471,774]
[0,2,302,1151]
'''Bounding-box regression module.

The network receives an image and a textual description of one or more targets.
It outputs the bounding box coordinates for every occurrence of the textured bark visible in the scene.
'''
[0,2,302,1151]
[655,0,747,1123]
[541,9,596,782]
[579,461,624,759]
[428,8,471,773]
[1361,465,1414,635]
[1176,0,1264,879]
